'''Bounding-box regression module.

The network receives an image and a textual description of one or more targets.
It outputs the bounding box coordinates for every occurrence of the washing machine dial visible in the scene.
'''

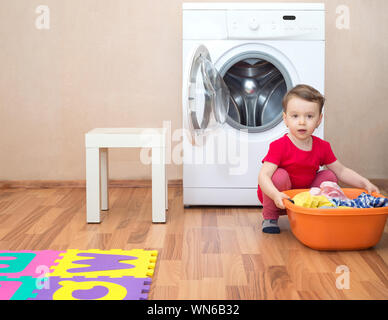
[248,18,260,31]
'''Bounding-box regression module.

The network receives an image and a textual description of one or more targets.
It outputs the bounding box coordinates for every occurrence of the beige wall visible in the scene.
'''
[0,0,387,181]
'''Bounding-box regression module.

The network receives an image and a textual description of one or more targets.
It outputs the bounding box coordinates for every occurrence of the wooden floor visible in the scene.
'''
[0,182,387,300]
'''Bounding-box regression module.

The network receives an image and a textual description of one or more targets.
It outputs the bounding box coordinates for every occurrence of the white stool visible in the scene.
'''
[85,128,168,223]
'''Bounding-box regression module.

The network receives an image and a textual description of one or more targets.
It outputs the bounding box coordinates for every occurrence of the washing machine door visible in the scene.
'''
[185,45,230,145]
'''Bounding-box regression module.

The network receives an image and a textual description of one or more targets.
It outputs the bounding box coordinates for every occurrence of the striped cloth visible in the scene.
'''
[330,192,388,208]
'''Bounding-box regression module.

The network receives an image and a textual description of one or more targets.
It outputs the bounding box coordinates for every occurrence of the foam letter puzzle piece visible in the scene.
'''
[0,276,41,300]
[29,276,151,300]
[0,251,64,278]
[0,281,22,300]
[66,253,137,273]
[0,252,35,274]
[49,249,158,278]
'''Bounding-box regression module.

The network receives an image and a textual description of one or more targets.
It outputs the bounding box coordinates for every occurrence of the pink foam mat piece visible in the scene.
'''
[0,281,22,300]
[0,251,64,278]
[29,276,151,300]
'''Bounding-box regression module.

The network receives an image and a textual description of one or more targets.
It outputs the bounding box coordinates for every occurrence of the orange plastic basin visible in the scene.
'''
[283,188,388,251]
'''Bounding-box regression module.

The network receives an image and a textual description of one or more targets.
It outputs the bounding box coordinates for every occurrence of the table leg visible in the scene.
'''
[152,146,166,223]
[100,148,109,211]
[165,155,168,210]
[86,147,101,223]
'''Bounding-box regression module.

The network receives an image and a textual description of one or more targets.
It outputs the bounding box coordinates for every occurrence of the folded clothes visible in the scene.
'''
[330,192,388,208]
[292,192,335,208]
[309,181,349,201]
[292,188,388,209]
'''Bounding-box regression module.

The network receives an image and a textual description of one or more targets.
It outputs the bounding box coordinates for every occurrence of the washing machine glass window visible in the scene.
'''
[187,45,230,142]
[201,57,230,125]
[219,52,292,133]
[192,60,208,130]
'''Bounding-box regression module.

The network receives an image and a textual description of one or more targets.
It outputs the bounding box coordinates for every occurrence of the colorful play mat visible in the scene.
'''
[0,249,158,300]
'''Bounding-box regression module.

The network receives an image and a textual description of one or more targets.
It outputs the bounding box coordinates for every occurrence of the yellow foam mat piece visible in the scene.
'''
[48,249,157,278]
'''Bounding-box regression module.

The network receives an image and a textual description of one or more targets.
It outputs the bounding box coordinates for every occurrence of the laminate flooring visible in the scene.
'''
[0,183,387,300]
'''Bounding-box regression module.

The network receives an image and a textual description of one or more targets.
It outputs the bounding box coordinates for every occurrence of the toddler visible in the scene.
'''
[257,84,379,234]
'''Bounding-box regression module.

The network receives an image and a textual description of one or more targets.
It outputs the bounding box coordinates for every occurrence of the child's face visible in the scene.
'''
[282,96,323,141]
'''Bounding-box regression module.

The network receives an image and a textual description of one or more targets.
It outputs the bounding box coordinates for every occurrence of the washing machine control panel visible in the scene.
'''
[227,10,324,40]
[248,17,260,31]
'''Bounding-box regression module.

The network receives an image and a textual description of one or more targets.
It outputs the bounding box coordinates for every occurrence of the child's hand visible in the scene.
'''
[364,180,380,195]
[273,192,290,209]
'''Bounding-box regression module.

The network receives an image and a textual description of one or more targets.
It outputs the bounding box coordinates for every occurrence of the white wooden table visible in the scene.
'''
[85,128,167,223]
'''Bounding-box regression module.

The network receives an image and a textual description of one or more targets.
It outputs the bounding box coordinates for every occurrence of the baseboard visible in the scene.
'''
[0,179,182,189]
[0,178,386,194]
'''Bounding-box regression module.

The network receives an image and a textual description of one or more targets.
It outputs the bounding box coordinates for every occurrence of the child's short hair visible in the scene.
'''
[282,84,325,114]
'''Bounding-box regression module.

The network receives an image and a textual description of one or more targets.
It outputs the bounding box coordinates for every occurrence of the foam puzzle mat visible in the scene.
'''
[0,249,158,300]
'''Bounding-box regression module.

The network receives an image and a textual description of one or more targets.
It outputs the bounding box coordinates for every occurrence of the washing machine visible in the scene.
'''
[182,2,325,206]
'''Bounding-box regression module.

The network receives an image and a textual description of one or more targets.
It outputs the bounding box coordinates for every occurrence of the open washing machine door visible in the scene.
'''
[185,45,230,145]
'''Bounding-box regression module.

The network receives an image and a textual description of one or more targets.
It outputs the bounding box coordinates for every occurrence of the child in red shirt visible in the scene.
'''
[257,84,379,234]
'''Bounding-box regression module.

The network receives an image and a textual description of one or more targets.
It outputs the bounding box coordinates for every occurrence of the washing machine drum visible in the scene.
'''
[223,59,287,132]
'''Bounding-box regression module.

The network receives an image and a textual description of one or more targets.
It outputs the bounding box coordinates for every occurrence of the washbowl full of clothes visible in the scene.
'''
[283,182,388,251]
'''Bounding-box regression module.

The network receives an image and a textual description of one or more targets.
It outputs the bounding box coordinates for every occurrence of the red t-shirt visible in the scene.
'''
[257,134,337,203]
